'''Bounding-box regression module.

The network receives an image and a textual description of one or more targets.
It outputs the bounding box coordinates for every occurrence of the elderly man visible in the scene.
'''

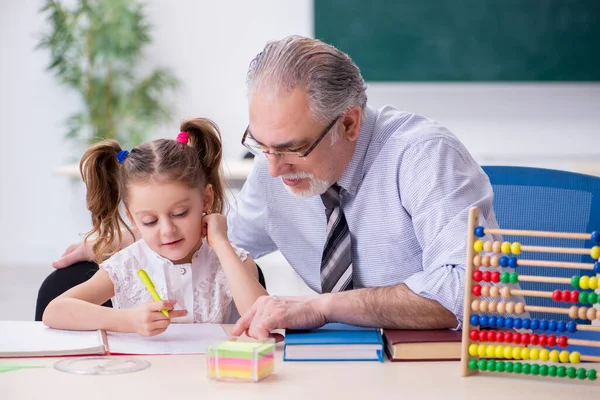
[39,36,497,339]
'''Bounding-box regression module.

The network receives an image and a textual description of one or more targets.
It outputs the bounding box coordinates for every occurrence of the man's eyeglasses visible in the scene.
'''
[241,114,342,161]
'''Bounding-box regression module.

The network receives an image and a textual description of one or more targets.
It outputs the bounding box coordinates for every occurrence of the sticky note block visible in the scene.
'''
[207,339,275,382]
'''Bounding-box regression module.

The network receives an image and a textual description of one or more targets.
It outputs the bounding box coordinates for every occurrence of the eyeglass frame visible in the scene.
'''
[241,113,343,159]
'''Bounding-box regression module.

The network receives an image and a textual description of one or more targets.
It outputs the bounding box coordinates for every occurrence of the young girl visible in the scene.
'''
[43,118,268,336]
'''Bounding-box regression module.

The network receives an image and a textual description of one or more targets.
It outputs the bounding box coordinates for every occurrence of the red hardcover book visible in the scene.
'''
[383,329,462,362]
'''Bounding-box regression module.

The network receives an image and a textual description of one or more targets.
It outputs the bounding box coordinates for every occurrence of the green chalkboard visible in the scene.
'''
[314,0,600,81]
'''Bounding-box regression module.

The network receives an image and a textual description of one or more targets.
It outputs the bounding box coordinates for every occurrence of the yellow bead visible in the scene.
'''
[549,350,560,363]
[529,348,540,360]
[474,240,484,252]
[512,347,522,360]
[520,347,530,360]
[592,246,600,260]
[580,276,590,290]
[569,351,581,364]
[589,277,598,290]
[510,242,521,255]
[539,349,550,362]
[469,344,479,356]
[478,344,487,357]
[495,345,504,358]
[501,241,511,254]
[504,346,513,359]
[486,345,496,357]
[559,350,570,363]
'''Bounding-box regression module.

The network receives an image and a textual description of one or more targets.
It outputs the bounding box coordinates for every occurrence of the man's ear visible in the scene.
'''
[342,105,361,142]
[203,184,215,212]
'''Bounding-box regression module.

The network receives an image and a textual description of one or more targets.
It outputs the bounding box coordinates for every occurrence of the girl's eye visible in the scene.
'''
[174,210,188,218]
[142,220,157,226]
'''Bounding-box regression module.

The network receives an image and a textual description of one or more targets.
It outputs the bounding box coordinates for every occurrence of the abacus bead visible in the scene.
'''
[567,367,577,379]
[558,335,569,348]
[548,320,557,331]
[470,330,479,341]
[557,366,567,378]
[571,291,580,303]
[569,306,579,319]
[579,291,589,304]
[580,275,590,290]
[549,350,560,362]
[488,300,497,313]
[495,345,504,358]
[505,301,515,314]
[496,316,505,328]
[472,285,482,296]
[473,270,482,282]
[495,331,504,342]
[513,333,522,344]
[532,319,541,330]
[504,332,513,343]
[513,318,522,329]
[500,272,509,283]
[499,256,509,267]
[513,362,523,374]
[559,350,570,363]
[588,369,597,381]
[471,299,480,312]
[468,358,478,370]
[473,255,481,267]
[481,255,490,267]
[505,317,514,329]
[503,346,513,359]
[539,334,548,347]
[486,345,496,357]
[589,292,598,304]
[539,349,550,362]
[470,315,480,326]
[567,321,577,333]
[479,300,489,313]
[488,316,497,328]
[501,242,511,254]
[529,334,539,345]
[558,321,567,332]
[483,239,493,251]
[487,360,497,372]
[522,318,532,329]
[482,271,491,282]
[515,302,525,315]
[591,246,600,260]
[577,306,587,320]
[552,290,562,302]
[592,231,600,243]
[589,277,598,290]
[587,307,597,321]
[529,348,540,360]
[509,272,519,284]
[478,330,487,341]
[510,242,521,255]
[569,351,581,364]
[539,365,548,377]
[561,290,571,302]
[492,241,502,253]
[530,364,539,376]
[491,271,500,283]
[571,275,580,288]
[500,286,511,299]
[577,368,587,380]
[522,363,531,375]
[490,256,499,267]
[547,334,557,347]
[508,257,517,268]
[505,362,514,373]
[474,240,484,252]
[480,284,490,297]
[594,262,600,274]
[521,347,530,360]
[480,315,489,327]
[548,365,557,377]
[496,361,505,372]
[469,344,479,356]
[489,286,499,297]
[521,333,531,346]
[478,344,487,357]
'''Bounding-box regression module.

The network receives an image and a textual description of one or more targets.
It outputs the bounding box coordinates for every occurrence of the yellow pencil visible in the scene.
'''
[137,269,169,317]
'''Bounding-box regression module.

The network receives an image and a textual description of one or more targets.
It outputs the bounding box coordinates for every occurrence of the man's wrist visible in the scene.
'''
[313,293,335,323]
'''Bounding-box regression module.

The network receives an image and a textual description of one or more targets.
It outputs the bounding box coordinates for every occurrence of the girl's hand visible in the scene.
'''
[202,213,230,249]
[127,300,187,336]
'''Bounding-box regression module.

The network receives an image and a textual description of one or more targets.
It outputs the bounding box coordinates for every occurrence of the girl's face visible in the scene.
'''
[126,180,213,264]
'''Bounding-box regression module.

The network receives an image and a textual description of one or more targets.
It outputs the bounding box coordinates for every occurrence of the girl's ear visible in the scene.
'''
[203,184,215,213]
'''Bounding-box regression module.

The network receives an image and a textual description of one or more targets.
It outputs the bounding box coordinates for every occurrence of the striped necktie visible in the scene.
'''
[320,184,354,293]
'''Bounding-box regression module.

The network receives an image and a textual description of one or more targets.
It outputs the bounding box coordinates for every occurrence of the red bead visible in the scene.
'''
[538,334,548,347]
[472,285,482,296]
[470,329,479,341]
[558,335,568,348]
[504,332,513,343]
[491,271,500,283]
[513,333,522,344]
[487,330,496,342]
[495,331,504,342]
[482,271,491,282]
[530,334,539,346]
[479,330,487,341]
[570,291,579,303]
[547,335,557,347]
[521,333,531,345]
[561,290,571,302]
[552,289,562,302]
[473,270,482,282]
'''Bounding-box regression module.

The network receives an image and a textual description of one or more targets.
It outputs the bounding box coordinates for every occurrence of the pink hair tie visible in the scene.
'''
[176,131,189,144]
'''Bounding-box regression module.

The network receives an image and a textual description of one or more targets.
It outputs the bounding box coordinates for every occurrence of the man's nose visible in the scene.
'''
[267,154,292,177]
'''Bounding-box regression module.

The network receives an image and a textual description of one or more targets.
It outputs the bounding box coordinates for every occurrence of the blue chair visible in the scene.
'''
[482,166,600,324]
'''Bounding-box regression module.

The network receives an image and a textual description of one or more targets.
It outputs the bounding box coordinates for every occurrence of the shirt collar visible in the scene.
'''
[336,105,376,196]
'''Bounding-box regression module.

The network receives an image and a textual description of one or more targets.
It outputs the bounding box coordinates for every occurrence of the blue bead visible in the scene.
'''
[505,317,514,329]
[488,316,497,328]
[594,262,600,274]
[508,257,518,268]
[470,315,480,326]
[522,318,531,329]
[558,321,567,332]
[540,319,549,331]
[592,231,600,244]
[500,256,509,267]
[530,319,540,330]
[513,318,522,329]
[567,321,577,333]
[480,315,490,327]
[548,320,558,332]
[496,316,505,328]
[475,226,485,237]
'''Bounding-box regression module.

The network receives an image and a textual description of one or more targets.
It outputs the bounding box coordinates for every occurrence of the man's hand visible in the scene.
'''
[52,242,94,269]
[231,295,328,340]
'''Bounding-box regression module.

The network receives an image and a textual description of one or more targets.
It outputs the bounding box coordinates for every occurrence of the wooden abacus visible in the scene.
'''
[461,207,600,381]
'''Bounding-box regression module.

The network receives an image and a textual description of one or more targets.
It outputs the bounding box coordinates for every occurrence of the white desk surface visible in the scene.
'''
[1,326,598,400]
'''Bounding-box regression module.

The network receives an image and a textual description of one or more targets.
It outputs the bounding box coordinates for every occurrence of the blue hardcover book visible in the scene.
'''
[283,323,384,362]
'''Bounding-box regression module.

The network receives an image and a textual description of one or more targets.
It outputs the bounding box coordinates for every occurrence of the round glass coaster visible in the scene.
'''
[54,356,151,375]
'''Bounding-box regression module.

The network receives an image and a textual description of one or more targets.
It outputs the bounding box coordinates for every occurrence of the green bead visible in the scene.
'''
[496,361,505,372]
[557,366,567,378]
[530,364,540,376]
[571,276,580,288]
[548,365,558,377]
[509,272,519,284]
[567,367,577,379]
[505,362,514,373]
[589,292,598,304]
[488,361,497,372]
[539,364,548,376]
[587,369,597,381]
[579,291,589,304]
[514,362,523,374]
[500,272,510,284]
[522,363,531,375]
[468,358,478,370]
[478,359,488,371]
[577,368,587,380]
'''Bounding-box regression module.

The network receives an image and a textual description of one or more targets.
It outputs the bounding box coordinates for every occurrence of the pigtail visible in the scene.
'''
[79,140,135,263]
[179,118,226,214]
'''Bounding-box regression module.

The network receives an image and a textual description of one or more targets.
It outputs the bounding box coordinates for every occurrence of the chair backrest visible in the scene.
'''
[482,166,600,321]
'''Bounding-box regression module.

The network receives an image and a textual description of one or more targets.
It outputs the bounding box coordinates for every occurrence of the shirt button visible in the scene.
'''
[180,268,186,275]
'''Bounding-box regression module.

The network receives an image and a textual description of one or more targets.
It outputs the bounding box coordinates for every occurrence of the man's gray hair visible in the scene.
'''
[246,35,368,125]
